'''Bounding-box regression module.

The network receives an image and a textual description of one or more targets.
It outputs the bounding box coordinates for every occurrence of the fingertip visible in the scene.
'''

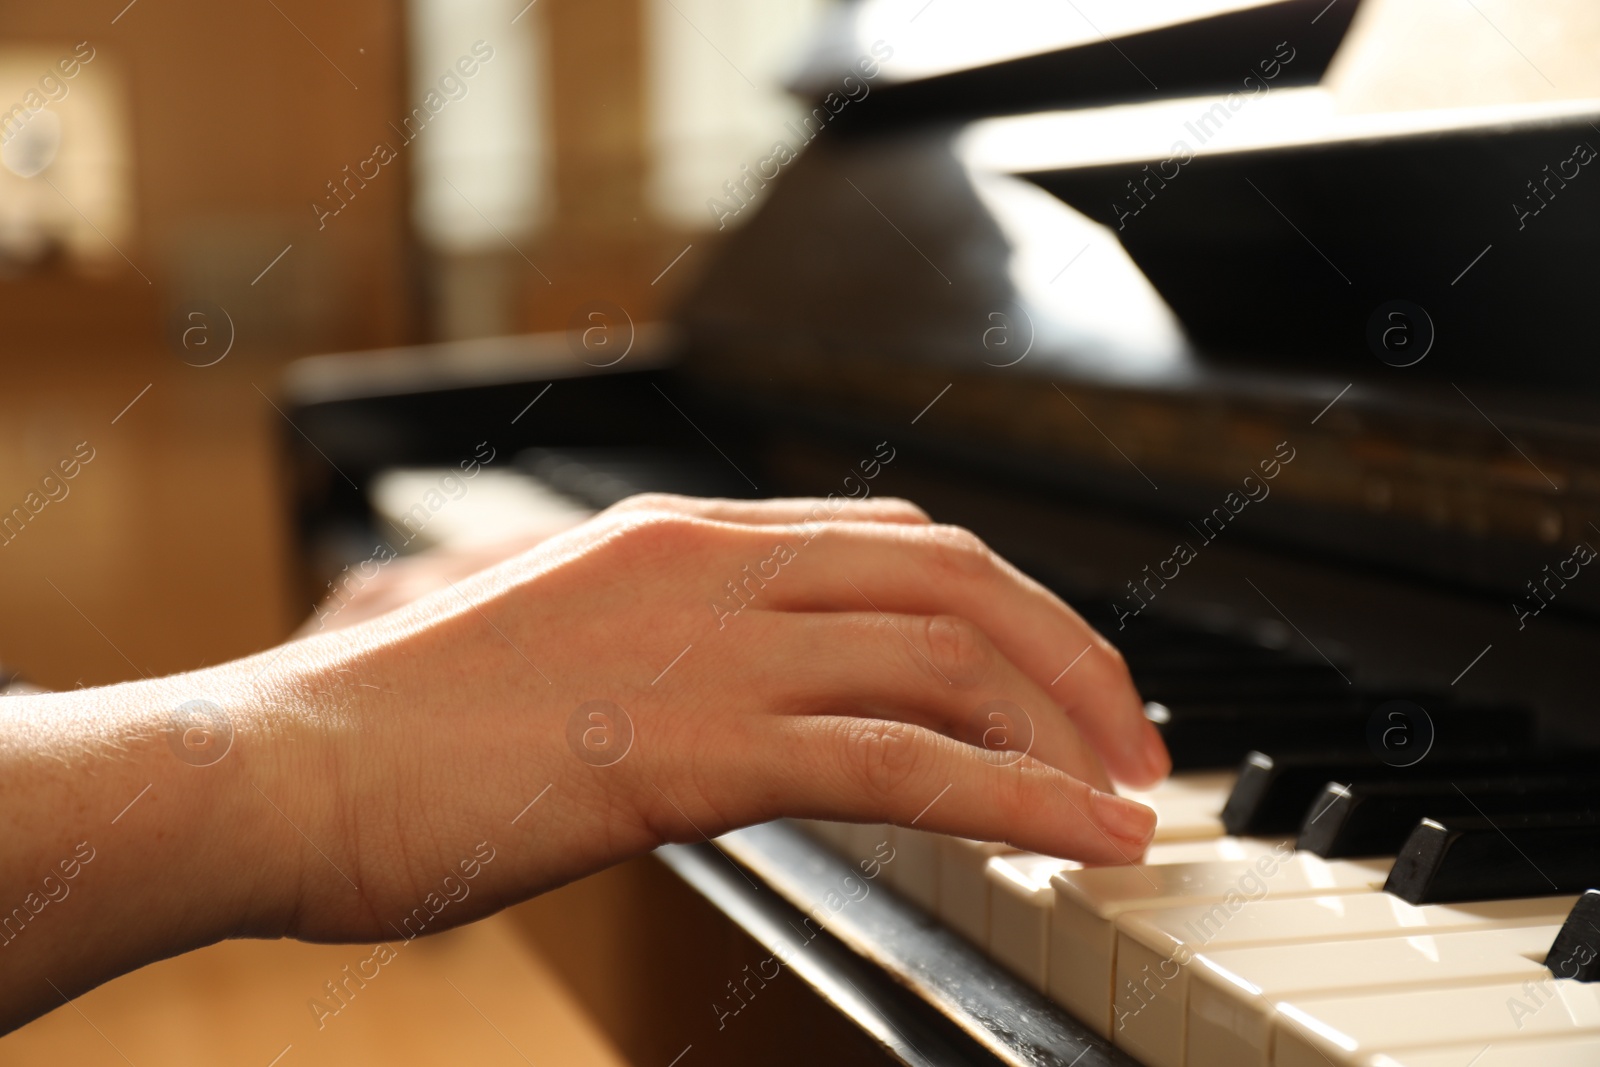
[1145,727,1173,782]
[1088,788,1157,856]
[1110,709,1171,789]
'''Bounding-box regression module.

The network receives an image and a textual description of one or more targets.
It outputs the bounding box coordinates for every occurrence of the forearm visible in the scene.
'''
[0,667,302,1031]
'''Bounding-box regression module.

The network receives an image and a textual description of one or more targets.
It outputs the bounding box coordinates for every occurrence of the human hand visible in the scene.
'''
[257,494,1168,944]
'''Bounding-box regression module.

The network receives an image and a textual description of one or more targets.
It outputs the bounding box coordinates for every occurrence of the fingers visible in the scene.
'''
[605,493,930,527]
[741,521,1170,788]
[755,611,1112,792]
[769,717,1155,864]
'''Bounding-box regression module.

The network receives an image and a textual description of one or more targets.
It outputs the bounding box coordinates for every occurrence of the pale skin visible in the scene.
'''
[0,494,1169,1033]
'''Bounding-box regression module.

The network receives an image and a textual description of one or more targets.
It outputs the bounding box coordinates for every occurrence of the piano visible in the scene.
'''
[280,1,1600,1063]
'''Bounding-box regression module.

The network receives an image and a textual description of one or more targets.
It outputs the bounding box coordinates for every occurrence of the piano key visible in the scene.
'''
[986,838,1283,992]
[1122,770,1234,842]
[811,772,1235,925]
[1153,697,1530,773]
[839,822,896,867]
[938,838,1014,945]
[1047,851,1390,1035]
[1545,889,1600,982]
[1124,644,1296,672]
[1178,924,1559,1067]
[1298,775,1600,858]
[1137,664,1353,703]
[883,826,939,913]
[1386,812,1600,904]
[1113,891,1577,1067]
[987,852,1075,991]
[1365,1034,1600,1067]
[1270,978,1600,1067]
[1222,747,1573,836]
[792,819,852,850]
[1132,655,1344,681]
[934,771,1242,943]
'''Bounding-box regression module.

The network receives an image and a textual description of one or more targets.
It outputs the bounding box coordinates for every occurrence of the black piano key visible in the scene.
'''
[1159,699,1532,773]
[1386,813,1600,905]
[1545,890,1600,982]
[1136,663,1353,703]
[1125,644,1298,673]
[1152,696,1379,771]
[1299,775,1600,857]
[1220,745,1577,836]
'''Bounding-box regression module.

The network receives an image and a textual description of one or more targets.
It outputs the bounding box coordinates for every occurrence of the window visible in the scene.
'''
[0,43,133,276]
[404,0,551,253]
[646,0,827,231]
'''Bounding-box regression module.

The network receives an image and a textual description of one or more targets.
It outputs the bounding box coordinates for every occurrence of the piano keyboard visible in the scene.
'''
[796,791,1597,1066]
[793,606,1600,1067]
[356,451,1600,1064]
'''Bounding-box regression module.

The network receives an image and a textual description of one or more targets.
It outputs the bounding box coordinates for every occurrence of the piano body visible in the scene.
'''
[282,2,1600,1063]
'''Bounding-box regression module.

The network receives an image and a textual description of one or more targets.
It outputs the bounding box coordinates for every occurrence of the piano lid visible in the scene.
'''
[790,0,1360,131]
[956,93,1600,386]
[687,0,1600,393]
[673,0,1600,615]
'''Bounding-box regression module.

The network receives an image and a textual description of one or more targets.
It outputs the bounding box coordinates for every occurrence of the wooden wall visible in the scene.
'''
[0,0,707,688]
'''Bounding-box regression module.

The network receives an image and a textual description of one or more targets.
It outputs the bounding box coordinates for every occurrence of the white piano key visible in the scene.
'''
[838,822,893,864]
[1179,924,1559,1067]
[939,838,1013,945]
[1048,850,1391,1037]
[1123,771,1235,842]
[884,826,940,912]
[985,839,1287,991]
[1368,1034,1600,1066]
[791,819,849,849]
[988,852,1073,990]
[1272,979,1600,1067]
[1146,837,1287,865]
[1111,890,1577,1064]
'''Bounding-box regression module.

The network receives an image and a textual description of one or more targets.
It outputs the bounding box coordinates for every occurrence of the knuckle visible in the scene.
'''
[608,492,689,515]
[990,756,1047,826]
[887,498,932,522]
[849,720,926,796]
[922,524,995,582]
[1093,636,1133,681]
[603,512,708,563]
[919,614,993,689]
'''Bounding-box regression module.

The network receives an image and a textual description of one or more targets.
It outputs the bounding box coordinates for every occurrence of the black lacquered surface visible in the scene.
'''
[686,821,1142,1067]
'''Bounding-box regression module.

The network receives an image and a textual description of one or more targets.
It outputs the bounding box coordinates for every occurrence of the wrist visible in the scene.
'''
[0,662,314,1028]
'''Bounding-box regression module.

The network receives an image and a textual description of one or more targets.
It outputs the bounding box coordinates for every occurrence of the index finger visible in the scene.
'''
[742,520,1171,789]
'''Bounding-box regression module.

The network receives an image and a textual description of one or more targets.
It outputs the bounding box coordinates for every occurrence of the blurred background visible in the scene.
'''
[4,0,1600,1062]
[1,1,829,1063]
[0,0,829,694]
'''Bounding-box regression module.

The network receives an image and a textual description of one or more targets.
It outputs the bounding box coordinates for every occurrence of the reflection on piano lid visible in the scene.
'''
[1015,96,1600,380]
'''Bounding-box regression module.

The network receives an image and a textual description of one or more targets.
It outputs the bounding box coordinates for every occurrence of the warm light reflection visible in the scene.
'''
[959,88,1600,173]
[835,0,1281,83]
[966,170,1190,382]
